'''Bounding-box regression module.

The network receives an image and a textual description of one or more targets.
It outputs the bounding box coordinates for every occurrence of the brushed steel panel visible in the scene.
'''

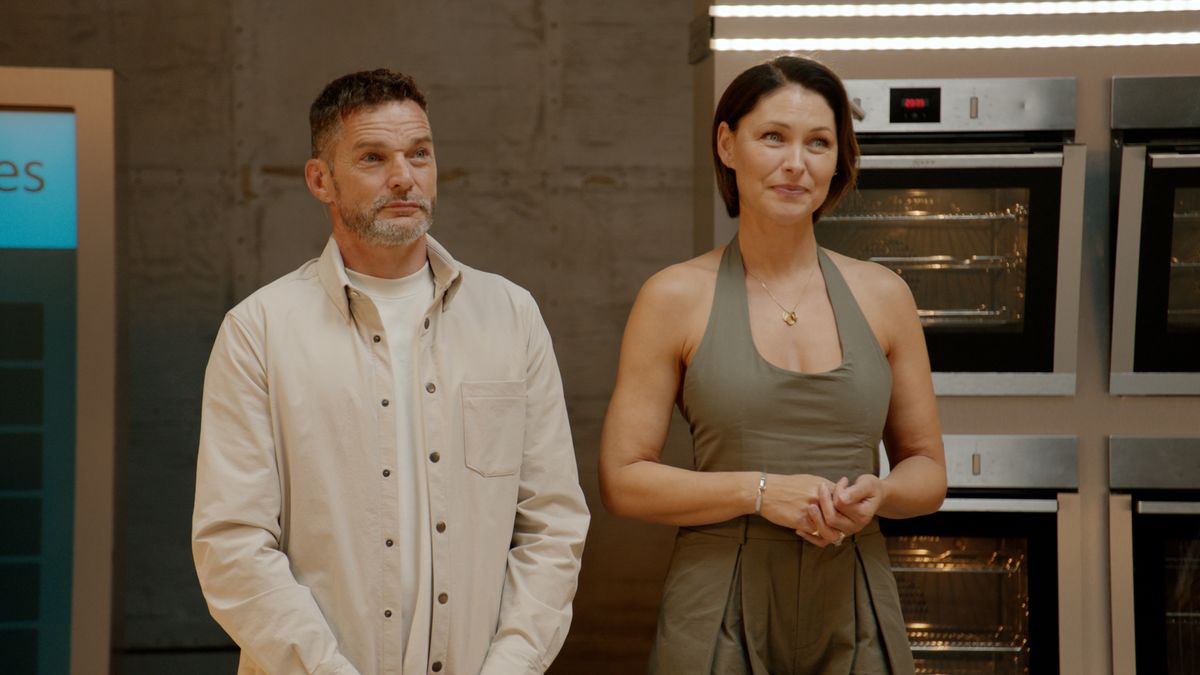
[1109,436,1200,489]
[1112,76,1200,129]
[1109,146,1147,388]
[846,77,1076,133]
[1137,501,1200,515]
[939,497,1058,513]
[1053,144,1086,388]
[1109,495,1136,675]
[933,372,1076,396]
[1149,152,1200,169]
[858,152,1063,170]
[1109,372,1200,395]
[943,435,1078,489]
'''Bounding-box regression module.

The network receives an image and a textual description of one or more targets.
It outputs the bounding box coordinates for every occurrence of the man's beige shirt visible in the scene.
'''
[192,236,590,675]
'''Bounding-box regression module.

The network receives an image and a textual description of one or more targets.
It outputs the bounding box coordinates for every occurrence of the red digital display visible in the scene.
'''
[890,87,940,123]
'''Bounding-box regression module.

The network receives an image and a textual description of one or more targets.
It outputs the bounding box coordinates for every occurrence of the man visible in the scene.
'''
[192,69,590,675]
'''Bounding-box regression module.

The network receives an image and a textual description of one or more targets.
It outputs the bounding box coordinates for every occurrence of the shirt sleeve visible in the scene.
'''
[192,312,362,675]
[479,298,591,675]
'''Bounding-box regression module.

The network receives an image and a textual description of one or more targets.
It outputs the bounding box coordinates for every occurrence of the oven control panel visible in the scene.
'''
[846,77,1076,133]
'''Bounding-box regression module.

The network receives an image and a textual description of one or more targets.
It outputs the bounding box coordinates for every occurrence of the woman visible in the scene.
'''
[599,56,947,675]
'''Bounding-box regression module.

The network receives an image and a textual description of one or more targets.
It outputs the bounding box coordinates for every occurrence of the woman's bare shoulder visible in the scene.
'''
[638,245,724,307]
[626,246,726,361]
[823,249,920,356]
[823,248,914,306]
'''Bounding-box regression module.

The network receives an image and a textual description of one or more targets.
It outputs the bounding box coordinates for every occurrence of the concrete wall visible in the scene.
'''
[3,1,695,672]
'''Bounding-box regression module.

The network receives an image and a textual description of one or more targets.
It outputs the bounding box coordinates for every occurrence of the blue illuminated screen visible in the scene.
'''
[0,110,77,249]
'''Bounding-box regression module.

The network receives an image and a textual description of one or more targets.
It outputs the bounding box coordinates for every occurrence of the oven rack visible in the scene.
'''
[872,254,1019,271]
[914,665,1022,675]
[910,643,1025,654]
[890,555,1024,573]
[892,564,1022,574]
[912,653,1027,675]
[919,310,1020,327]
[907,631,1026,654]
[820,211,1023,225]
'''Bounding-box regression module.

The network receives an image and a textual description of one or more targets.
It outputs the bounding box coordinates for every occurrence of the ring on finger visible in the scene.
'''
[833,531,846,547]
[809,529,820,537]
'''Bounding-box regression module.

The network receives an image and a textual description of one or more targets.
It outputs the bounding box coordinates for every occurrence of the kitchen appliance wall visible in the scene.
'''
[3,2,1197,674]
[696,4,1200,674]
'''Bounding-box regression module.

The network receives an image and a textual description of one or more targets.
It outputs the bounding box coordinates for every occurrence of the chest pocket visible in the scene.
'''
[461,380,526,477]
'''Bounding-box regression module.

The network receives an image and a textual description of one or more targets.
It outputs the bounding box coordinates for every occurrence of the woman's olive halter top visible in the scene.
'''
[679,235,892,483]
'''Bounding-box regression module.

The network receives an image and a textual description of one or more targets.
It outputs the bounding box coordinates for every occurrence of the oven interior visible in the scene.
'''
[1113,130,1200,374]
[881,508,1060,675]
[1169,186,1200,331]
[888,534,1028,674]
[1131,504,1200,675]
[819,186,1029,329]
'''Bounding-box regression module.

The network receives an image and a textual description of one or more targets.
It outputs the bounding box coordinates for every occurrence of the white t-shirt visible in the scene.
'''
[345,262,435,667]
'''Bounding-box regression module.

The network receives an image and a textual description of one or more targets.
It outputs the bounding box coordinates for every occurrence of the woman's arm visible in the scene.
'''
[599,264,833,528]
[873,267,947,518]
[809,267,946,544]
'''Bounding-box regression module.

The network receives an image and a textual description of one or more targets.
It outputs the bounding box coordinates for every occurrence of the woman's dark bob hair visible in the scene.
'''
[712,55,859,222]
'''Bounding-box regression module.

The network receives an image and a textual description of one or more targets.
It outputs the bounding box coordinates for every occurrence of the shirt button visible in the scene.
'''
[423,317,430,329]
[431,662,443,673]
[425,382,436,394]
[385,539,394,547]
[381,399,390,407]
[382,469,391,477]
[373,334,381,343]
[438,592,448,604]
[429,451,440,463]
[436,521,446,533]
[384,609,392,618]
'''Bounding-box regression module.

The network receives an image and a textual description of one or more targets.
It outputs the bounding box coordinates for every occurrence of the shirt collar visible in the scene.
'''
[317,235,463,321]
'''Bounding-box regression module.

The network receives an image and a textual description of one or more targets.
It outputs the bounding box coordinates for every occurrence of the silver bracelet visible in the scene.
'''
[754,471,767,514]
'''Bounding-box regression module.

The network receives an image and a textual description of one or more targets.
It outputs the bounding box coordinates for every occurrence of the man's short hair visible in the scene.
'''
[309,68,428,158]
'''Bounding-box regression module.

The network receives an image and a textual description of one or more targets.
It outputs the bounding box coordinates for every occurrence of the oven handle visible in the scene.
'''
[859,152,1063,170]
[1136,500,1200,515]
[1148,152,1200,169]
[939,497,1058,513]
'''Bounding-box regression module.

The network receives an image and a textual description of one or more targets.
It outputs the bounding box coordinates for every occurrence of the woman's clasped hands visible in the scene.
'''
[805,474,885,547]
[757,473,884,548]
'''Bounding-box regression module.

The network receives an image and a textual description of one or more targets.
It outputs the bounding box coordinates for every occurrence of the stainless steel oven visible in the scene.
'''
[879,435,1080,674]
[817,78,1086,396]
[1109,76,1200,395]
[1109,437,1200,675]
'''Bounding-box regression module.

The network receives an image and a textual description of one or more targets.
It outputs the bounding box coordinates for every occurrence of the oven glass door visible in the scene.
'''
[817,155,1063,372]
[1133,156,1200,373]
[1131,502,1200,675]
[880,508,1060,675]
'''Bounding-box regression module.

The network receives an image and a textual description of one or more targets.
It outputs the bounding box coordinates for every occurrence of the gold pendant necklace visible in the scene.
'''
[747,261,818,327]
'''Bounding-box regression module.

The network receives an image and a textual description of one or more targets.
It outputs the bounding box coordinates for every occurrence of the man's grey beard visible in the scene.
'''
[337,192,434,247]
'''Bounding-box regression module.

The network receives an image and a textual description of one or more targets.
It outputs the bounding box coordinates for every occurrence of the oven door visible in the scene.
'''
[1111,496,1200,675]
[1111,147,1200,394]
[818,146,1085,396]
[880,496,1071,675]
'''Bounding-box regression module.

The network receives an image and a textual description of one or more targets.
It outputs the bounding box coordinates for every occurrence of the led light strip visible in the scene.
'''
[711,1,1200,18]
[712,32,1200,50]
